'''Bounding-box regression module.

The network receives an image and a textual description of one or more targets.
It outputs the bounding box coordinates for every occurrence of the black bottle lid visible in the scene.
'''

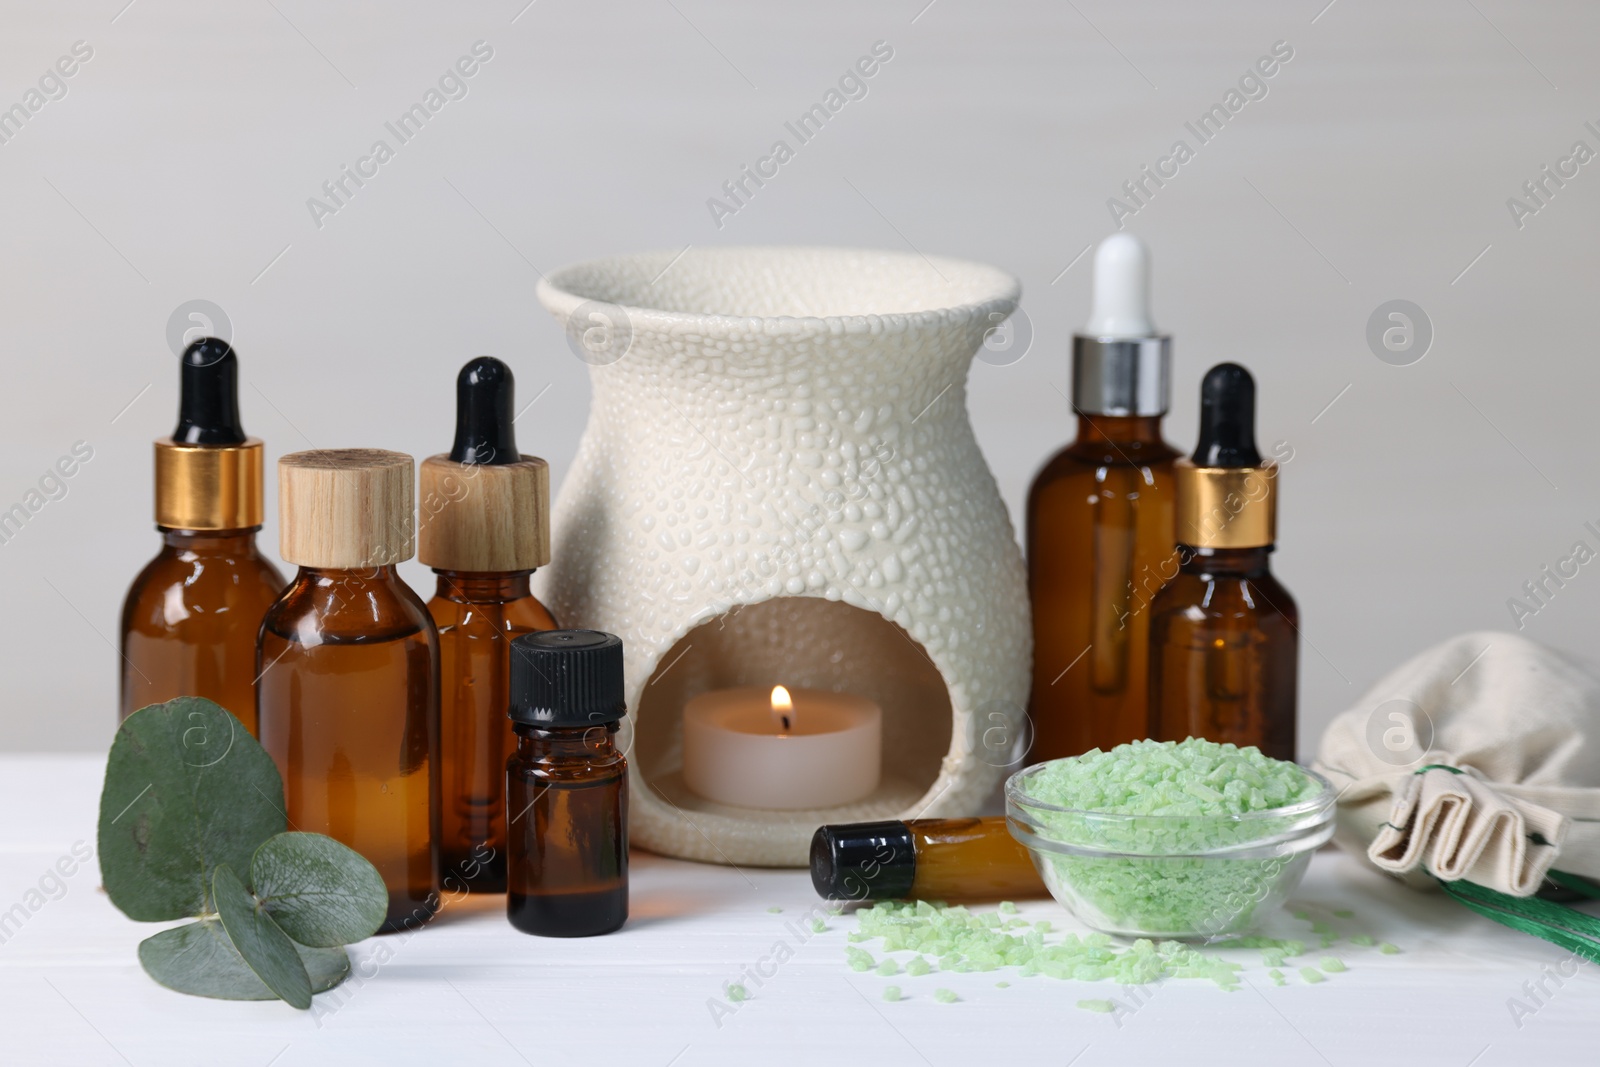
[509,630,626,727]
[1191,362,1260,468]
[173,338,246,445]
[449,356,519,465]
[810,821,916,902]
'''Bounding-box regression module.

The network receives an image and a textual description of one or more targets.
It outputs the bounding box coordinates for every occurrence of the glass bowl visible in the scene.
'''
[1005,762,1336,940]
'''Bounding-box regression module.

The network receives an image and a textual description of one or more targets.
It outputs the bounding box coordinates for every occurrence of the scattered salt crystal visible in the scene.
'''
[727,983,747,1002]
[1077,998,1115,1013]
[1299,967,1325,984]
[882,986,901,1002]
[935,988,958,1003]
[1320,957,1347,973]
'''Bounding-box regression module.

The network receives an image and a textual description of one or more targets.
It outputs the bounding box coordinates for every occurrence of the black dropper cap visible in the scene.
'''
[509,630,626,727]
[1191,362,1261,467]
[449,356,518,465]
[173,338,246,445]
[810,821,916,902]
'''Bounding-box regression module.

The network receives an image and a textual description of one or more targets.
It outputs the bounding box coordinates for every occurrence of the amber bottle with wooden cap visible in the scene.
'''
[422,357,557,893]
[1027,235,1179,761]
[1148,363,1298,760]
[119,338,285,730]
[506,630,628,937]
[257,449,441,931]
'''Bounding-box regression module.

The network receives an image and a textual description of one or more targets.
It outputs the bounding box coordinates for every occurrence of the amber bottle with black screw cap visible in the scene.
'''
[422,357,558,893]
[120,338,285,730]
[1148,363,1298,760]
[258,449,441,932]
[811,817,1042,903]
[506,629,628,937]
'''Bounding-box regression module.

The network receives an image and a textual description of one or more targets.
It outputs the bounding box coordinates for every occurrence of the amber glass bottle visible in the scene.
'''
[120,339,284,730]
[1149,364,1298,761]
[258,449,441,932]
[810,816,1042,903]
[422,357,557,893]
[506,630,628,937]
[1028,235,1178,761]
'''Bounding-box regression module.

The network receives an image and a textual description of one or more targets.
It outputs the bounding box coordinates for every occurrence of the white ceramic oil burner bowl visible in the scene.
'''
[536,246,1031,866]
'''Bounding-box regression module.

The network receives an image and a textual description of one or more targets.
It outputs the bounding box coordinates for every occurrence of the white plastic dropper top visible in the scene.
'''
[1083,233,1156,339]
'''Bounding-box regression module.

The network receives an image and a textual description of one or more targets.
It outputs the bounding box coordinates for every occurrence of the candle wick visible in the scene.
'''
[780,715,792,733]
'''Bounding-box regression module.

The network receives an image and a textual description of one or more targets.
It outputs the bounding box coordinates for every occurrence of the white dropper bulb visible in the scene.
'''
[1083,233,1156,339]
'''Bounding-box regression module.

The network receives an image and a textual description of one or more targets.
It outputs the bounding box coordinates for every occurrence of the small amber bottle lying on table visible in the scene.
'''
[810,816,1044,903]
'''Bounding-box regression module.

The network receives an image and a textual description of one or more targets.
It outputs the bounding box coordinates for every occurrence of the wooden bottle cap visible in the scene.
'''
[417,454,550,572]
[278,449,415,568]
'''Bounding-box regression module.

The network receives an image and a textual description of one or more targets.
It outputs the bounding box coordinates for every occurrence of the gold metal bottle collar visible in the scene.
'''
[153,439,264,531]
[1173,458,1278,549]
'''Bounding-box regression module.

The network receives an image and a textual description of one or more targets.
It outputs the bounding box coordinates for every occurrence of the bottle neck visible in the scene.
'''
[159,527,261,553]
[1073,413,1166,446]
[433,570,533,604]
[297,563,403,586]
[514,722,620,760]
[1176,544,1274,577]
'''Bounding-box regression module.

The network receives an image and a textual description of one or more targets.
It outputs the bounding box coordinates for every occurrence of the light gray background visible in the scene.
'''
[2,0,1593,755]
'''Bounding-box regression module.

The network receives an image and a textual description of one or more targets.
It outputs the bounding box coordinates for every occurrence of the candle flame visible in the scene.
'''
[770,685,793,734]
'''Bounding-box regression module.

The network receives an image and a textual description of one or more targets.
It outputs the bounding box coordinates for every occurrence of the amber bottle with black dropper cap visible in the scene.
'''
[506,629,628,937]
[258,449,441,932]
[119,338,285,730]
[1148,363,1298,760]
[421,357,557,893]
[1027,234,1180,761]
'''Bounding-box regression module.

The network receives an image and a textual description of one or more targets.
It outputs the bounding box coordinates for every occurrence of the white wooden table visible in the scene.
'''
[1,755,1592,1066]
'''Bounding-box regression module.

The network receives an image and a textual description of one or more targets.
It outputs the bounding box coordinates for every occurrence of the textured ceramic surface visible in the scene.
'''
[535,246,1032,866]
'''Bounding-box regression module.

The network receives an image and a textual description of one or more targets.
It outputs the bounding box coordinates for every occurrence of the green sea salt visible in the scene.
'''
[845,946,874,972]
[812,919,828,933]
[1320,957,1347,973]
[996,981,1010,988]
[1333,909,1354,919]
[1379,942,1401,955]
[727,983,747,1002]
[999,901,1019,915]
[767,906,782,913]
[1018,739,1322,936]
[853,900,1244,991]
[934,988,959,1004]
[882,986,901,1002]
[876,959,899,976]
[1078,998,1115,1013]
[1268,968,1285,986]
[1350,934,1375,947]
[1299,967,1325,984]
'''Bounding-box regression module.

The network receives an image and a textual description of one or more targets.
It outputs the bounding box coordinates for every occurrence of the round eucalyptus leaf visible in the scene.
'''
[213,863,313,1009]
[139,920,350,1001]
[97,697,286,920]
[252,832,388,947]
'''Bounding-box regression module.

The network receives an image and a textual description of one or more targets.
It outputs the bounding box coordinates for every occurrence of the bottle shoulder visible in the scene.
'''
[264,571,437,645]
[122,541,285,631]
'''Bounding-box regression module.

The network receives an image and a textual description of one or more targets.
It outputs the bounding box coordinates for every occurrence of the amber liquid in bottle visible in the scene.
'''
[120,527,285,730]
[906,818,1042,901]
[1027,415,1178,760]
[1148,545,1298,761]
[429,571,557,892]
[258,566,441,931]
[507,722,628,936]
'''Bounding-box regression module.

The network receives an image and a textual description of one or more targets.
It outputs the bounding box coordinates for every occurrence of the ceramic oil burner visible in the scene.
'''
[535,246,1031,866]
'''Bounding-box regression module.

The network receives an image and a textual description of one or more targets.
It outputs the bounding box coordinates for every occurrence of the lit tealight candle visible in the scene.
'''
[682,685,882,810]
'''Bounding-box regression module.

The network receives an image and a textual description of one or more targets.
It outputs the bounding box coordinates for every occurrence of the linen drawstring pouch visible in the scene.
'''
[1313,631,1600,959]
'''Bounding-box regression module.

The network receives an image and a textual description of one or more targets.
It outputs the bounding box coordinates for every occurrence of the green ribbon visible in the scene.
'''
[1414,764,1600,959]
[1439,873,1600,964]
